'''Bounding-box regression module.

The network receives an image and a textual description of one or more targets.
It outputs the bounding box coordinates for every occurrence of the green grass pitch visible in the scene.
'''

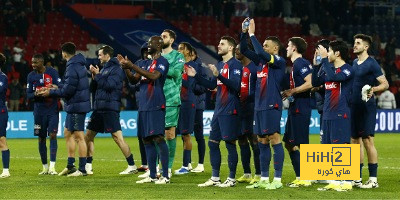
[1,134,399,199]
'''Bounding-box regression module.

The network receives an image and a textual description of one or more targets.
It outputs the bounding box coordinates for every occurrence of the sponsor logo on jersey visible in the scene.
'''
[325,82,338,89]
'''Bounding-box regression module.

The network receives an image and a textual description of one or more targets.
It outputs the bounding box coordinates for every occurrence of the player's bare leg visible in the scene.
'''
[112,131,137,175]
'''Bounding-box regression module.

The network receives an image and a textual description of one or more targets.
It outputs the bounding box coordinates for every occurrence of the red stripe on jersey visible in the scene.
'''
[43,73,53,87]
[325,68,341,110]
[181,64,189,100]
[218,63,229,105]
[257,64,269,98]
[240,66,251,102]
[146,60,157,99]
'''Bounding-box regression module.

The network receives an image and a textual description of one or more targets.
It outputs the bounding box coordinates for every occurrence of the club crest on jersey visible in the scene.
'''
[159,64,165,71]
[301,67,308,74]
[57,78,61,83]
[39,79,44,83]
[325,82,338,89]
[343,69,351,76]
[234,69,241,75]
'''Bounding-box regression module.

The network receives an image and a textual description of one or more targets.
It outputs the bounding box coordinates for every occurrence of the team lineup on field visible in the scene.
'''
[0,18,389,192]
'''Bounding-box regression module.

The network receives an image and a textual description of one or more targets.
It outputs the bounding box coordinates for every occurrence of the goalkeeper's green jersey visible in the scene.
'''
[162,49,185,106]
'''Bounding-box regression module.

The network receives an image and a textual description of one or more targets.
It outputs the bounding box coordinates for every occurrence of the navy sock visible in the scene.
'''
[258,142,271,178]
[251,142,261,175]
[239,143,251,174]
[273,143,284,178]
[126,154,135,166]
[138,136,147,165]
[194,110,205,164]
[360,163,363,179]
[67,157,75,169]
[50,138,57,162]
[87,156,93,164]
[79,157,86,173]
[158,140,169,178]
[2,150,10,169]
[289,150,300,177]
[226,141,238,179]
[145,143,157,179]
[197,137,206,164]
[183,149,191,167]
[155,142,160,166]
[38,139,47,165]
[208,141,221,177]
[368,163,378,177]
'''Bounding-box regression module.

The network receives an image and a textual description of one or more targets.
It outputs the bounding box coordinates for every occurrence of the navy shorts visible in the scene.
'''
[0,109,8,137]
[34,113,59,137]
[65,113,86,132]
[138,110,165,138]
[323,118,351,144]
[351,103,376,139]
[240,110,254,136]
[283,114,310,146]
[209,114,240,141]
[87,111,121,133]
[177,107,196,135]
[254,109,281,136]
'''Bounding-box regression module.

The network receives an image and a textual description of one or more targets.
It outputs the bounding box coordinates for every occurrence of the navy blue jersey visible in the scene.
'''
[311,64,326,114]
[352,57,383,104]
[194,57,242,115]
[138,56,169,111]
[289,57,312,115]
[255,55,286,111]
[27,67,61,114]
[240,33,286,111]
[0,71,7,109]
[193,57,209,110]
[240,61,257,110]
[314,59,354,119]
[132,59,151,106]
[181,60,199,108]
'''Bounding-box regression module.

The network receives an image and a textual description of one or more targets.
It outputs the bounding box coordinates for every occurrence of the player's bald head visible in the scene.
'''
[148,36,164,53]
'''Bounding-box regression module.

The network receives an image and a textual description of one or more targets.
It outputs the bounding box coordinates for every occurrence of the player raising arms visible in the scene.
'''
[312,40,355,191]
[240,18,286,189]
